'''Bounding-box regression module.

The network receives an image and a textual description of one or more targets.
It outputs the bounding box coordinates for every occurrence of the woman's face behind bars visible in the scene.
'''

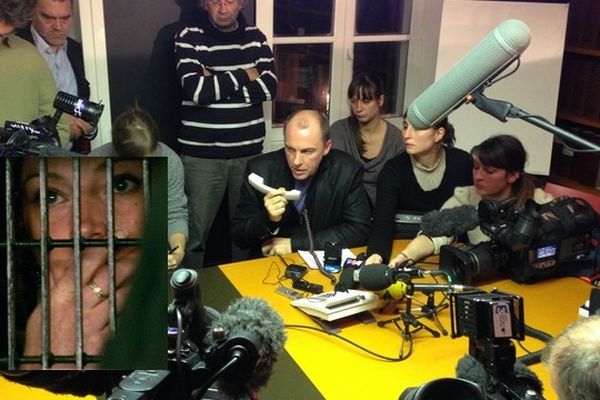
[19,157,145,365]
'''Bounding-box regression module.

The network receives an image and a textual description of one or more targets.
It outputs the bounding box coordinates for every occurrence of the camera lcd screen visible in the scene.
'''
[536,244,557,259]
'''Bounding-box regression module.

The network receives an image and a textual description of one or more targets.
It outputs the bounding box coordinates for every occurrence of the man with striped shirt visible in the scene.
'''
[174,0,277,266]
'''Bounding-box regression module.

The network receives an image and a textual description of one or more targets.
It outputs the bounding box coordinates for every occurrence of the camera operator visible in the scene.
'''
[542,315,600,400]
[371,134,554,267]
[0,0,69,148]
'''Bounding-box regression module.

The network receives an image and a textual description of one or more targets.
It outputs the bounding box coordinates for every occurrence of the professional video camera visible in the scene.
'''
[440,196,599,284]
[107,269,286,400]
[0,91,103,156]
[450,289,544,400]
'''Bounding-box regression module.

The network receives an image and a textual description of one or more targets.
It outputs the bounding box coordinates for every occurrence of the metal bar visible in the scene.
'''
[72,158,83,369]
[143,158,150,221]
[5,159,16,370]
[106,159,117,333]
[39,158,50,369]
[0,238,143,249]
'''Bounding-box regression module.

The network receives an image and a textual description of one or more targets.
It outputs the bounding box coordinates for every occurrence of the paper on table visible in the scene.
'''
[297,249,356,270]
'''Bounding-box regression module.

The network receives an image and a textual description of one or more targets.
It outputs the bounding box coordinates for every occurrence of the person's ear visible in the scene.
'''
[377,95,384,108]
[506,171,520,184]
[323,139,332,155]
[435,127,446,143]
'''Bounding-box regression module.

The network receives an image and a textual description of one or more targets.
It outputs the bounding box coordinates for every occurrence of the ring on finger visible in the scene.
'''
[88,282,109,301]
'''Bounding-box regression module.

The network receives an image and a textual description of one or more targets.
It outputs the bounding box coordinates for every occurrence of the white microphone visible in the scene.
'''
[407,19,531,130]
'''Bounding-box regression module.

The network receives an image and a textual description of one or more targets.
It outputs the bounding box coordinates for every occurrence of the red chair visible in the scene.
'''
[544,182,600,214]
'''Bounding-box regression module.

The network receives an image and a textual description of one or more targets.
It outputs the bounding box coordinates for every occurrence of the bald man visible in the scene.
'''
[232,109,371,257]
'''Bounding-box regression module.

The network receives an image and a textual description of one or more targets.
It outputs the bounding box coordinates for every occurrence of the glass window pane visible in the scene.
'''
[274,0,334,37]
[241,0,256,25]
[272,44,332,125]
[353,41,409,115]
[355,0,412,35]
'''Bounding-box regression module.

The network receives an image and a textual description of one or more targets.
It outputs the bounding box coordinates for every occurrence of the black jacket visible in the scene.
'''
[17,27,90,100]
[232,149,372,256]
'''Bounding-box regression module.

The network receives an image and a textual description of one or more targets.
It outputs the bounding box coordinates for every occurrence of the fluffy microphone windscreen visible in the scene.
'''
[456,354,543,396]
[374,281,408,301]
[205,297,287,398]
[420,205,480,237]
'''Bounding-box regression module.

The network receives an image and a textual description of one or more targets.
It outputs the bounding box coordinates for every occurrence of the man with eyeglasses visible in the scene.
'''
[0,0,69,150]
[17,0,94,154]
[174,0,277,267]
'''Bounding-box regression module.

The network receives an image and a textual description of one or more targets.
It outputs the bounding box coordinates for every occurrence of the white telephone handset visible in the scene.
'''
[248,172,301,201]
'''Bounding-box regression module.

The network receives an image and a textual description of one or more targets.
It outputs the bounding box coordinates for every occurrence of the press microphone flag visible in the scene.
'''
[407,19,531,130]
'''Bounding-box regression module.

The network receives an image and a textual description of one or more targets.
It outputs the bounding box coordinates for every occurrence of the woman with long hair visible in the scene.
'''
[382,134,553,267]
[365,114,473,264]
[330,72,404,206]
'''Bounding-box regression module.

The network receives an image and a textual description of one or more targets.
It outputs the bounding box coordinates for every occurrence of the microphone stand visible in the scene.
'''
[468,88,600,151]
[377,283,441,358]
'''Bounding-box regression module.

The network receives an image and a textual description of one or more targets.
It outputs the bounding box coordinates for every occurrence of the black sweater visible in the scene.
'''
[367,147,473,262]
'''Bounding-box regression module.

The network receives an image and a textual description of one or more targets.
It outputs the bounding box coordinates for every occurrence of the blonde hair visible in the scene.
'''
[111,108,159,156]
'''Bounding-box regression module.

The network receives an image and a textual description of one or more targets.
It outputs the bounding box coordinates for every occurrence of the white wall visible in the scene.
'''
[435,0,568,175]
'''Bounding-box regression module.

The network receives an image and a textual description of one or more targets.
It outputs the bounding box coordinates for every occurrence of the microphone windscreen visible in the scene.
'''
[205,297,286,398]
[456,354,543,396]
[359,264,396,291]
[420,205,480,237]
[407,19,531,130]
[456,354,487,388]
[513,359,544,394]
[335,266,358,293]
[374,281,408,301]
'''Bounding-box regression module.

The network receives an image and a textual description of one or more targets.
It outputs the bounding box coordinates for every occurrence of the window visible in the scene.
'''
[258,0,412,138]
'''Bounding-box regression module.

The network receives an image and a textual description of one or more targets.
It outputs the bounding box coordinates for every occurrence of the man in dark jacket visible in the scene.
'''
[232,109,372,257]
[17,0,93,153]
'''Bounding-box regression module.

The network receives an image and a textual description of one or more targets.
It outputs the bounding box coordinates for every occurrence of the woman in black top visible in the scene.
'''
[366,115,473,264]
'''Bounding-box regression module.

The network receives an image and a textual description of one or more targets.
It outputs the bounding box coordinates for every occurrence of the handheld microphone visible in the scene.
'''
[407,19,531,130]
[53,91,104,125]
[359,264,474,293]
[420,205,480,237]
[204,297,286,399]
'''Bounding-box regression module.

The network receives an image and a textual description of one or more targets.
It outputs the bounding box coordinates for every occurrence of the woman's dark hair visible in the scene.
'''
[470,134,537,207]
[347,72,385,155]
[401,112,456,148]
[112,107,159,156]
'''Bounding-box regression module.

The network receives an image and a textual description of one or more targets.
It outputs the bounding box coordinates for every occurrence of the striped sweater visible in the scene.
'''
[174,13,277,158]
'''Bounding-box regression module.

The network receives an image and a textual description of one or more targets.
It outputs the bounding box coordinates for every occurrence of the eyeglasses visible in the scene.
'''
[205,0,239,6]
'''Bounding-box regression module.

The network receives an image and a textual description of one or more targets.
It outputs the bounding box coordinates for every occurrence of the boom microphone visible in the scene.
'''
[420,205,480,237]
[407,19,531,130]
[204,297,286,399]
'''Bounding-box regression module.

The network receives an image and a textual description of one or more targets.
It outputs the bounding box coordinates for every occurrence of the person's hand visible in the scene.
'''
[264,188,287,223]
[261,237,292,257]
[203,67,213,77]
[388,252,409,267]
[245,67,259,80]
[67,115,94,141]
[168,246,185,269]
[365,253,383,265]
[23,246,138,369]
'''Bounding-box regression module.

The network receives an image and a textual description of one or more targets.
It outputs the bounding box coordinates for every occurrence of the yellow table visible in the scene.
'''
[208,241,590,400]
[0,241,591,399]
